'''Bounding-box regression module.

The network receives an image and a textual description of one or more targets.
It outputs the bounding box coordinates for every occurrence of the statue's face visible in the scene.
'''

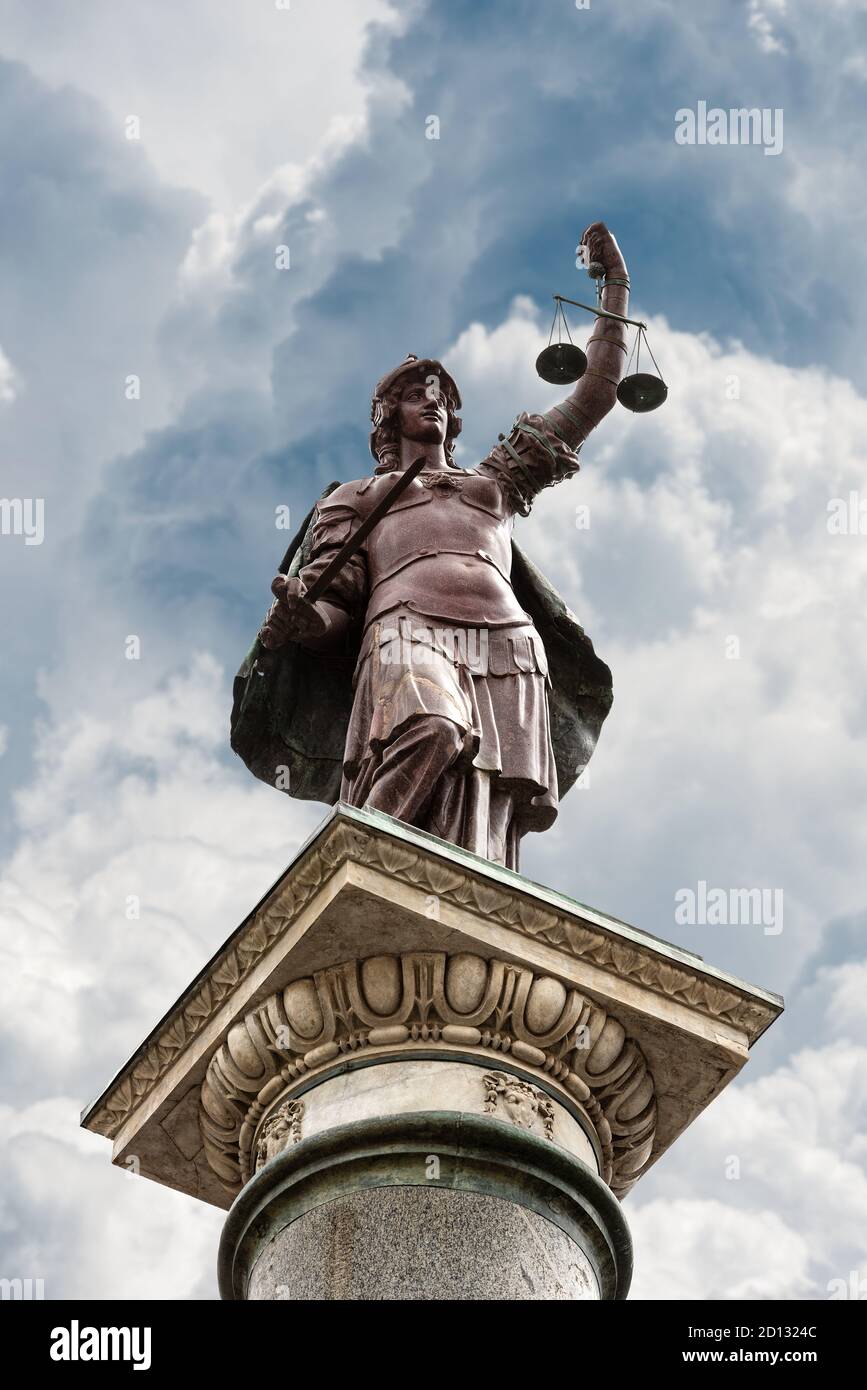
[397,378,449,446]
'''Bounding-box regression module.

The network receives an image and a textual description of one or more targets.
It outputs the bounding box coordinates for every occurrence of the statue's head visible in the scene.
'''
[369,355,462,472]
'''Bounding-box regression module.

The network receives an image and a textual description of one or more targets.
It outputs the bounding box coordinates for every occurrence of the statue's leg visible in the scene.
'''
[429,765,489,857]
[356,725,521,867]
[488,787,515,867]
[424,769,516,867]
[504,816,522,871]
[363,715,465,824]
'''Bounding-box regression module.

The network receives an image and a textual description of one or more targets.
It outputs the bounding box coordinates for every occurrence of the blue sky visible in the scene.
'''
[1,0,866,1300]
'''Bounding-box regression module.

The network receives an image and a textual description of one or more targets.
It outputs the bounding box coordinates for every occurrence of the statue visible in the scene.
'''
[231,223,631,870]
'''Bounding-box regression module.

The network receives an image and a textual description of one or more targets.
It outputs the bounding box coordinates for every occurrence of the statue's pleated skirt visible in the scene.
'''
[340,609,558,866]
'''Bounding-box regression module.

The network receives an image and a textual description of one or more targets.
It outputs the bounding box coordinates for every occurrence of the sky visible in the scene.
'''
[1,0,866,1301]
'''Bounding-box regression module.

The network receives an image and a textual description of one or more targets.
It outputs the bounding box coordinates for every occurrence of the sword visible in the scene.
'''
[303,453,430,604]
[256,454,431,665]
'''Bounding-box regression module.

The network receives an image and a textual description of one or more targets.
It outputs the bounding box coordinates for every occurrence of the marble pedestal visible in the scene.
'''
[81,803,782,1301]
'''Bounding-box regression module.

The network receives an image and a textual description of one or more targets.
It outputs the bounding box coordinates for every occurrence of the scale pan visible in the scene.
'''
[535,343,587,385]
[617,372,668,413]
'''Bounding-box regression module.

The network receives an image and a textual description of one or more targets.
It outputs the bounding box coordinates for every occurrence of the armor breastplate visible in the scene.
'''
[327,470,531,627]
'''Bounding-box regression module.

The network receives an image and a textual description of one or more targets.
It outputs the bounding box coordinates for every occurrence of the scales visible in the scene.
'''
[536,261,667,413]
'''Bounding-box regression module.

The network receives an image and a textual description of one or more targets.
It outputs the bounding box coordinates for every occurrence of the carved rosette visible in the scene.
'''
[199,950,657,1199]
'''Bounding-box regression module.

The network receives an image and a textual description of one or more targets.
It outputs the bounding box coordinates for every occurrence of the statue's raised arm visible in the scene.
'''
[554,221,631,448]
[478,222,629,516]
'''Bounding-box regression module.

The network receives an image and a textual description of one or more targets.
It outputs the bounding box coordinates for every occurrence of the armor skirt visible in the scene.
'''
[340,608,559,857]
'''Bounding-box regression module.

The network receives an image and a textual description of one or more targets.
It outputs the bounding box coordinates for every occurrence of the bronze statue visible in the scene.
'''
[231,223,630,869]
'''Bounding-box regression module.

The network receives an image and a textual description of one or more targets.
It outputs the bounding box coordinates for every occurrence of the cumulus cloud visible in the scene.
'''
[0,653,319,1104]
[629,1032,867,1299]
[631,1200,812,1300]
[0,1099,222,1299]
[444,301,867,1004]
[0,649,319,1296]
[0,55,205,812]
[0,344,19,404]
[0,0,398,210]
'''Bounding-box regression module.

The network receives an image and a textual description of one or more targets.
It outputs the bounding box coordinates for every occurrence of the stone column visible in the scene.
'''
[81,804,783,1303]
[215,1050,633,1301]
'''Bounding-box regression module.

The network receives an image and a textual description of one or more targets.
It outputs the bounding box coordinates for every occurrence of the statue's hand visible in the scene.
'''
[580,221,627,278]
[259,575,328,648]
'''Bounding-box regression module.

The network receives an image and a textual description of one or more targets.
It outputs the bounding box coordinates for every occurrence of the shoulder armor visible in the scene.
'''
[318,472,420,516]
[316,478,367,517]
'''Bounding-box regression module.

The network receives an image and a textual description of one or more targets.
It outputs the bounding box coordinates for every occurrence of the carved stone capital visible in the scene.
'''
[200,949,656,1198]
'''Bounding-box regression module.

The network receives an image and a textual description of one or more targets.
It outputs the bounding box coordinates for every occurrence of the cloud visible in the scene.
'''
[747,1,789,56]
[0,56,205,815]
[631,1200,812,1300]
[629,1032,867,1299]
[0,0,398,210]
[442,300,867,1002]
[0,648,323,1297]
[0,1099,222,1299]
[0,653,320,1106]
[0,344,19,404]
